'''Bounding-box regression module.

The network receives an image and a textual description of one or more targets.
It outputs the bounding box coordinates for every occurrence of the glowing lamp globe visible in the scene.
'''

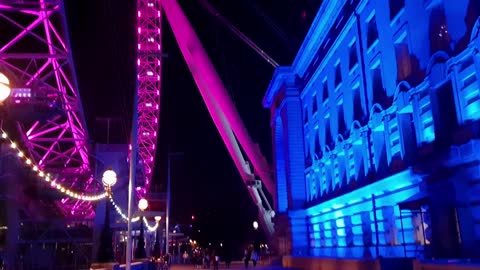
[253,221,259,230]
[102,169,117,187]
[138,198,148,211]
[154,216,162,222]
[0,73,11,102]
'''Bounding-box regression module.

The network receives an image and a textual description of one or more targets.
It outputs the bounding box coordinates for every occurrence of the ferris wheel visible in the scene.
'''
[0,0,161,218]
[0,0,276,236]
[0,1,97,217]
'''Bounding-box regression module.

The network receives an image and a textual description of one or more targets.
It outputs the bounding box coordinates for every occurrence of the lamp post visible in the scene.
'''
[97,169,117,262]
[0,73,11,103]
[126,67,140,270]
[153,216,162,259]
[135,198,148,259]
[252,221,260,253]
[166,152,183,256]
[102,169,117,193]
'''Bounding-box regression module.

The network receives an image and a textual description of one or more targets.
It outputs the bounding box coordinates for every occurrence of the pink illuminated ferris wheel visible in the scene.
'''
[135,0,162,196]
[0,1,96,217]
[0,0,276,235]
[0,0,163,218]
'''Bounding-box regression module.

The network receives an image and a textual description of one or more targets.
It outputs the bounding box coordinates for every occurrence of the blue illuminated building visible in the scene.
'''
[263,0,480,262]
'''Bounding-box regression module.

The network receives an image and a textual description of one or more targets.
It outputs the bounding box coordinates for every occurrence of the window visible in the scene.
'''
[395,43,412,82]
[312,94,318,114]
[389,0,405,20]
[338,104,346,136]
[367,15,379,48]
[335,63,342,89]
[353,87,364,124]
[325,118,332,148]
[372,67,388,107]
[433,81,458,144]
[349,42,358,70]
[322,80,329,102]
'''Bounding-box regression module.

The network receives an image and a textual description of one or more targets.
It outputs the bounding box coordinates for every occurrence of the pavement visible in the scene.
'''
[169,262,289,270]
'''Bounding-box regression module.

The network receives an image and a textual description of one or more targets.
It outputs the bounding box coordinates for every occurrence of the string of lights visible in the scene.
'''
[143,217,159,231]
[109,196,140,222]
[1,129,160,232]
[108,196,159,232]
[0,130,108,201]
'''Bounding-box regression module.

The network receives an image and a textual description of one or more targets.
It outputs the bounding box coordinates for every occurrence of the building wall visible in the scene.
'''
[264,0,480,259]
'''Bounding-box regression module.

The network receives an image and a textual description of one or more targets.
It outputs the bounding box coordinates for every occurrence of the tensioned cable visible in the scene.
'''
[197,0,279,68]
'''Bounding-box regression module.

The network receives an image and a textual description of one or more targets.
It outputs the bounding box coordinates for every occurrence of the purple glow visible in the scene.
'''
[135,0,162,195]
[0,1,94,217]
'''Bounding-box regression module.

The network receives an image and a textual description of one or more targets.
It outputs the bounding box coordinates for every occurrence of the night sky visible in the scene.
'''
[65,0,320,252]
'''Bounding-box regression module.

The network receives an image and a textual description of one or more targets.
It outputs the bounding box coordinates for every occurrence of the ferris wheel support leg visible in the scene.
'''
[159,0,275,199]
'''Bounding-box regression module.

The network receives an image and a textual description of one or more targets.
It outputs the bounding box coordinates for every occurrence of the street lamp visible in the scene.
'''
[153,216,162,259]
[135,198,148,259]
[138,198,148,211]
[97,169,117,263]
[102,169,117,196]
[252,221,260,254]
[0,73,11,103]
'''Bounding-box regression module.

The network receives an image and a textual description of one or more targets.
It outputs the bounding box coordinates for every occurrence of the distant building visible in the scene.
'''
[263,0,480,261]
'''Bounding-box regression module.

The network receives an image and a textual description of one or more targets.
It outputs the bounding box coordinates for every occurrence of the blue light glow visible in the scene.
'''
[264,0,480,259]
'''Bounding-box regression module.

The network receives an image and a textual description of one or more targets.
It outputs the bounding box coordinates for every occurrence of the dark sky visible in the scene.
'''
[65,0,320,249]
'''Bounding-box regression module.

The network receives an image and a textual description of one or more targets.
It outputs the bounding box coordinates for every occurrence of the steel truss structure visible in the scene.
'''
[159,0,276,235]
[0,0,275,236]
[135,0,162,196]
[0,1,95,217]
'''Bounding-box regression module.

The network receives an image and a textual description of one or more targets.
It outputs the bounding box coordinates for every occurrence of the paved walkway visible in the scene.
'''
[169,263,289,270]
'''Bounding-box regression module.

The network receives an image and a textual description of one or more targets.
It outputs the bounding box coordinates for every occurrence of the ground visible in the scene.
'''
[169,261,289,270]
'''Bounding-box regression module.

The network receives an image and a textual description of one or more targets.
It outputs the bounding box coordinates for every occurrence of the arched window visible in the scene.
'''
[312,94,318,114]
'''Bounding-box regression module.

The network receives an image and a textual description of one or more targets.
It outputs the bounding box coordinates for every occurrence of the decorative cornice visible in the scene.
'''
[262,66,295,108]
[291,0,347,77]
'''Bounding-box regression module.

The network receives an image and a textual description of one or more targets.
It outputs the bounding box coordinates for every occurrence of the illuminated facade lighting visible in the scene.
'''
[263,0,480,260]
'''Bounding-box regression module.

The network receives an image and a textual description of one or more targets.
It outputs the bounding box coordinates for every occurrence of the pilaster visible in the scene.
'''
[278,87,307,210]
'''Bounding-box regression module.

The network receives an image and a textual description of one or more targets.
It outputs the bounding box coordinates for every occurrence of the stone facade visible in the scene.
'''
[264,0,480,259]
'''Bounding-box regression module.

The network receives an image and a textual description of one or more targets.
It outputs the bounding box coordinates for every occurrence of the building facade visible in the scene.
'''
[264,0,480,260]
